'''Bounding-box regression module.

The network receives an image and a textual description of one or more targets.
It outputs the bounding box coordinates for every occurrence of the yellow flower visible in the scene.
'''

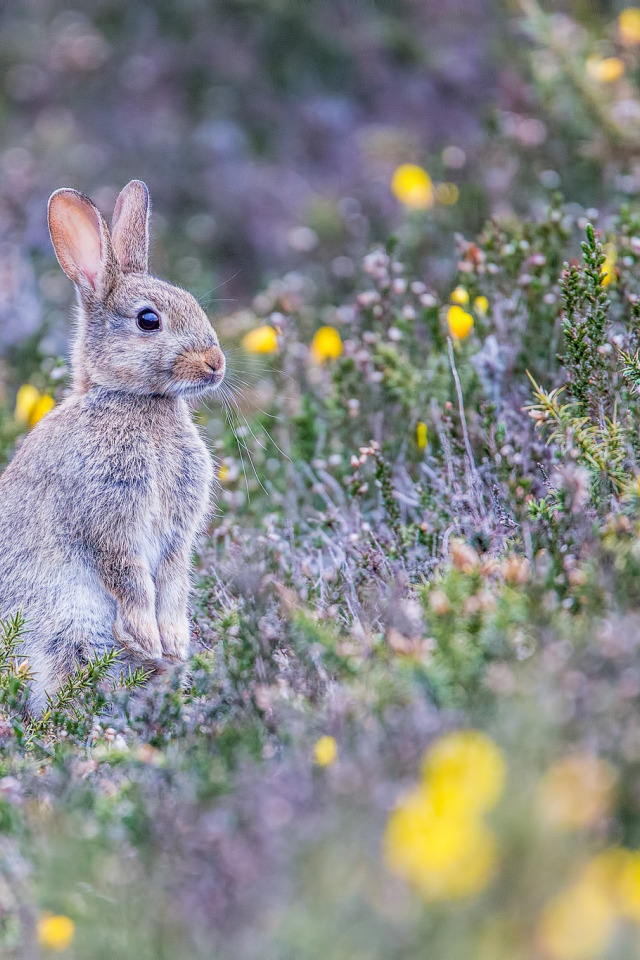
[450,285,469,305]
[391,164,434,210]
[436,182,459,205]
[384,786,497,900]
[539,878,616,960]
[601,243,616,286]
[242,325,278,354]
[310,326,343,363]
[423,730,506,816]
[37,914,75,952]
[416,421,428,449]
[618,850,640,919]
[619,8,640,45]
[586,56,625,83]
[218,462,229,484]
[474,295,489,315]
[447,304,474,340]
[29,394,55,427]
[538,754,615,830]
[15,384,40,424]
[314,735,337,766]
[15,385,55,428]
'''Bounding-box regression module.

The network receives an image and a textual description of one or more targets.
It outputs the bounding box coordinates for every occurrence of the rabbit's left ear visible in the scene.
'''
[111,180,150,274]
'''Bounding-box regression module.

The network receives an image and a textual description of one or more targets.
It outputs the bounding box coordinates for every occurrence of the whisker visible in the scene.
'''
[218,387,269,495]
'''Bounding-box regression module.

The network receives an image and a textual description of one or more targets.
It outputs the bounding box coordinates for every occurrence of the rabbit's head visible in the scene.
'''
[48,180,225,398]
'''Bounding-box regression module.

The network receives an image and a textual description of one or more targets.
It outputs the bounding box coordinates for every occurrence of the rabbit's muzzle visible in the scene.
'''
[172,344,226,392]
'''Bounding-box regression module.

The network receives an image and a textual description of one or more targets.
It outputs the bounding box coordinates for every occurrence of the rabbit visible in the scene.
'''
[0,179,225,712]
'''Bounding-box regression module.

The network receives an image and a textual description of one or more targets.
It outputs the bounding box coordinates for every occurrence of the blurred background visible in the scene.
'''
[0,0,630,359]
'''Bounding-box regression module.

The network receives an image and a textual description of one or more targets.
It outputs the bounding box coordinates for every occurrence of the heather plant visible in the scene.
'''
[3,4,640,958]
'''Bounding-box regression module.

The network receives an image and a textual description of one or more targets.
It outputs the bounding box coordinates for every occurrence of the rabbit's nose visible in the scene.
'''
[204,345,225,376]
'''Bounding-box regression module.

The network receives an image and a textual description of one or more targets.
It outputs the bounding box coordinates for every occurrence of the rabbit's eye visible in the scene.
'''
[136,309,160,331]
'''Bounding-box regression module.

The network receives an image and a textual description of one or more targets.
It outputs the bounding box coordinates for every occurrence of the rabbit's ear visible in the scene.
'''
[110,180,150,274]
[48,189,117,296]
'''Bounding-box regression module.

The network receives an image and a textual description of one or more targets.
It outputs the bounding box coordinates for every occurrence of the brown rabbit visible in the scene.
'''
[0,180,225,710]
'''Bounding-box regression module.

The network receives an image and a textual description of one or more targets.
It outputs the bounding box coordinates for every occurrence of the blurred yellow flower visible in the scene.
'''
[539,878,616,960]
[618,849,640,919]
[384,786,497,900]
[37,913,75,952]
[391,163,434,210]
[447,304,474,340]
[586,56,625,83]
[242,325,278,354]
[436,181,459,205]
[29,394,55,426]
[619,7,640,45]
[450,285,469,305]
[314,735,337,766]
[601,243,617,286]
[15,384,55,428]
[416,421,428,449]
[423,730,506,816]
[310,325,343,362]
[538,754,615,830]
[218,462,229,484]
[474,295,489,314]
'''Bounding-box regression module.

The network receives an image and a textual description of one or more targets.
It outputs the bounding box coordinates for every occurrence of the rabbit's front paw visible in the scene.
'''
[113,610,163,661]
[158,620,190,664]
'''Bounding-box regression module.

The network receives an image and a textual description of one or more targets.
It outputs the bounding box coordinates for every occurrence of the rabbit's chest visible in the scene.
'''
[152,429,212,527]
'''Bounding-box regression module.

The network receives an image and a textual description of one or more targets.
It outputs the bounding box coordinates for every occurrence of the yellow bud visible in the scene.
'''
[310,326,343,363]
[601,244,616,287]
[436,182,459,205]
[474,295,489,315]
[416,421,428,449]
[242,325,279,354]
[447,304,474,340]
[391,164,434,210]
[619,8,640,45]
[37,914,75,952]
[314,735,337,766]
[450,286,469,305]
[15,384,40,424]
[586,56,624,83]
[29,394,55,427]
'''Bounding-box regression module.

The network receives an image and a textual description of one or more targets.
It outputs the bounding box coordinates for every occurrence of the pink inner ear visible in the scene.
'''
[49,194,103,289]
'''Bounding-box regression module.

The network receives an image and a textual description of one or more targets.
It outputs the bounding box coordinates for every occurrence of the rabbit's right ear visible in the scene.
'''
[48,189,118,298]
[110,180,150,274]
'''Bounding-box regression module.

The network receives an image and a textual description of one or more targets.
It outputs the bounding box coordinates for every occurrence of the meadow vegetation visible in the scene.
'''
[4,2,640,959]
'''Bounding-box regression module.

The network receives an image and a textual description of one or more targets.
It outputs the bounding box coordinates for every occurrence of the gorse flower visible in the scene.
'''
[435,181,459,205]
[314,735,337,766]
[423,730,506,816]
[601,243,617,286]
[37,914,75,952]
[538,848,640,960]
[242,325,279,354]
[474,295,489,314]
[619,8,640,45]
[586,56,625,83]
[384,787,497,900]
[15,384,55,428]
[416,421,428,449]
[310,326,343,362]
[538,754,615,830]
[391,164,434,210]
[450,285,469,305]
[384,730,505,901]
[447,304,474,340]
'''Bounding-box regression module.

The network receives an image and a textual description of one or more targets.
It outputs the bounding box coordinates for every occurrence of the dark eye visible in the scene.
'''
[136,309,160,331]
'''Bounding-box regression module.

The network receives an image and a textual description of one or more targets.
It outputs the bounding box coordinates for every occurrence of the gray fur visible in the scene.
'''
[0,181,225,711]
